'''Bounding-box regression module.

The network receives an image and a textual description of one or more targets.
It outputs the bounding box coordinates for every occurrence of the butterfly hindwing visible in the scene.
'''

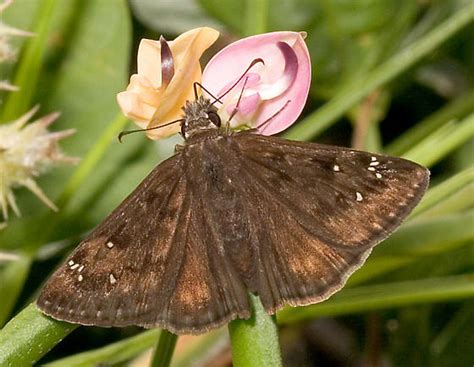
[230,132,429,312]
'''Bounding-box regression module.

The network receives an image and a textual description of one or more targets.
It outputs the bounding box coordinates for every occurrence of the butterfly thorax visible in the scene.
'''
[181,96,222,141]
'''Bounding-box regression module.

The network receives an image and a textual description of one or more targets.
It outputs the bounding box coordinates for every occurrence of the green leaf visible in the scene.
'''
[229,294,282,367]
[277,274,474,324]
[0,304,78,367]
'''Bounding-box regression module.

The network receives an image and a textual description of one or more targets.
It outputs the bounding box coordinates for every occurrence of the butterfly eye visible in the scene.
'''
[207,111,221,127]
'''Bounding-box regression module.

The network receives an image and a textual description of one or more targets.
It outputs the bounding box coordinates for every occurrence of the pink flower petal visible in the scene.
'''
[202,31,311,135]
[226,93,261,119]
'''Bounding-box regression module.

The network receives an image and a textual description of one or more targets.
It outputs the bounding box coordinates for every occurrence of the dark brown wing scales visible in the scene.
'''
[37,152,250,334]
[231,132,429,312]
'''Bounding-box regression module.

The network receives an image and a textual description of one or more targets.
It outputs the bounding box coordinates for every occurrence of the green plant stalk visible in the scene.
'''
[1,0,58,122]
[283,4,474,141]
[277,274,474,324]
[385,89,474,155]
[0,254,32,327]
[44,329,160,367]
[403,113,474,167]
[150,330,178,367]
[0,303,78,367]
[243,0,268,36]
[410,167,474,218]
[229,294,282,367]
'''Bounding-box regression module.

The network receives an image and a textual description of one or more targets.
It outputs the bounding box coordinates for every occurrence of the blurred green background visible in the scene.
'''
[0,0,473,366]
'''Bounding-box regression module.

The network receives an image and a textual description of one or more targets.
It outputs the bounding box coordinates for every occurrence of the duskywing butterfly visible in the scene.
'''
[37,87,429,335]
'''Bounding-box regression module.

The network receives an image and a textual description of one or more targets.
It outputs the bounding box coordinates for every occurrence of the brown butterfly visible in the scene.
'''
[37,94,429,335]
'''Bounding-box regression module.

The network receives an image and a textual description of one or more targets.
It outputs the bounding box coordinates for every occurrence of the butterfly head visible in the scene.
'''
[181,96,221,140]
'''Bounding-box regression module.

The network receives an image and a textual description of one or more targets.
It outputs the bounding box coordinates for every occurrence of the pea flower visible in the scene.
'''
[0,107,78,223]
[117,27,310,139]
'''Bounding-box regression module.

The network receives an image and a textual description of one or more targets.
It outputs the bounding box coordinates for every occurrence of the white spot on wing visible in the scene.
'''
[370,161,380,166]
[333,164,340,172]
[368,167,376,171]
[78,265,84,272]
[356,192,363,202]
[371,156,377,161]
[68,260,74,266]
[109,273,117,284]
[106,241,114,249]
[70,263,79,270]
[376,173,382,179]
[78,275,83,282]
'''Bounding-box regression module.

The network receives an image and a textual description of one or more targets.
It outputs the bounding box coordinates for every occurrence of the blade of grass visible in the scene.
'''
[1,0,58,122]
[349,210,474,284]
[418,184,473,219]
[283,4,474,141]
[229,293,282,367]
[386,89,474,155]
[277,274,474,324]
[0,303,78,367]
[410,167,474,217]
[150,330,178,367]
[402,113,474,167]
[43,330,160,367]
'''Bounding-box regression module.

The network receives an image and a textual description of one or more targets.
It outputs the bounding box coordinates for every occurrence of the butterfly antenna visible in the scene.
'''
[217,58,264,101]
[118,118,184,142]
[227,75,250,124]
[193,82,223,104]
[255,100,291,132]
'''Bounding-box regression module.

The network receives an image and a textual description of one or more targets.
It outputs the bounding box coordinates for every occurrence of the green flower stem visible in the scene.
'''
[44,330,160,367]
[402,113,474,167]
[244,0,268,36]
[229,294,282,367]
[385,89,474,155]
[1,0,59,122]
[284,5,474,141]
[0,303,78,367]
[150,330,178,367]
[277,274,474,325]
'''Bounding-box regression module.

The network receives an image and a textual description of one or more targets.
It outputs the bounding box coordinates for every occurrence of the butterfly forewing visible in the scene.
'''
[37,152,250,334]
[37,129,429,334]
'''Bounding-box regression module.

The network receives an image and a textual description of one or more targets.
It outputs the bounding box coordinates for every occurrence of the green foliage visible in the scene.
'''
[0,0,472,366]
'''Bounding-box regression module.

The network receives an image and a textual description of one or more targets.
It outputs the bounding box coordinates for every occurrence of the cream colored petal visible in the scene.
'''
[137,39,162,88]
[148,28,219,135]
[117,91,157,127]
